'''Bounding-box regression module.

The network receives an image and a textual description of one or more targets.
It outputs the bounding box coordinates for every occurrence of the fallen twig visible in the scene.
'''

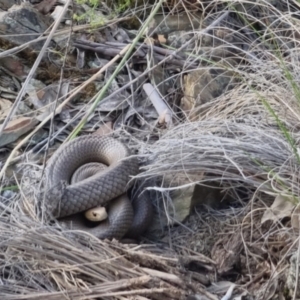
[143,83,173,128]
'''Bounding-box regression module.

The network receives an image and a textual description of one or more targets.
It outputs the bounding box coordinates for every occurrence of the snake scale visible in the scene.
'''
[46,135,153,239]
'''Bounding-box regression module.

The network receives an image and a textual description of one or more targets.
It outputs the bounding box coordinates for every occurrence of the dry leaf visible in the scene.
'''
[92,122,113,136]
[0,57,25,77]
[143,37,156,46]
[207,281,235,294]
[34,0,57,15]
[261,195,295,224]
[26,82,69,121]
[0,117,38,147]
[157,34,167,44]
[0,98,12,121]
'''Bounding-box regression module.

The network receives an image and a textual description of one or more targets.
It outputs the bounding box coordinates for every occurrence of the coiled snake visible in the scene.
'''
[46,135,152,239]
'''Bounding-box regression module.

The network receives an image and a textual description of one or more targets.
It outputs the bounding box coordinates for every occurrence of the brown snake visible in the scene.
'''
[46,135,153,239]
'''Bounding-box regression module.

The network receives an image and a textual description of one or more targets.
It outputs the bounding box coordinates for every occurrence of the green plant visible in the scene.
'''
[73,0,107,27]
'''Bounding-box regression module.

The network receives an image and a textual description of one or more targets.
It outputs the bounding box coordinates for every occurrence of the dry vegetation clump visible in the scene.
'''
[0,179,199,299]
[133,0,300,298]
[2,0,300,299]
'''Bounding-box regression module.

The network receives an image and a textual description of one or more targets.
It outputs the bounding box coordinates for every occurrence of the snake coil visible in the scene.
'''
[46,135,152,239]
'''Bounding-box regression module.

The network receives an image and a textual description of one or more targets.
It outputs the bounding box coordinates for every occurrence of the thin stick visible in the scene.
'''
[143,83,173,128]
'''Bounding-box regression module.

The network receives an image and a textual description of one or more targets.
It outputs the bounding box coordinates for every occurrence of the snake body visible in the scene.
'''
[46,135,152,239]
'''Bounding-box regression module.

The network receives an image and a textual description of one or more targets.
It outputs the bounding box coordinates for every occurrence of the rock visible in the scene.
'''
[0,3,53,51]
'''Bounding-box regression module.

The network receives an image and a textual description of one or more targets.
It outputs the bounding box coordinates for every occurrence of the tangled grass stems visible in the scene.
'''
[137,120,300,201]
[229,2,300,162]
[138,0,300,204]
[0,200,187,299]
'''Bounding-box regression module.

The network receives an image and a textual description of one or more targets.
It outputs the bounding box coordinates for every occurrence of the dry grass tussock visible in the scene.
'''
[132,0,300,297]
[2,0,300,299]
[0,188,196,299]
